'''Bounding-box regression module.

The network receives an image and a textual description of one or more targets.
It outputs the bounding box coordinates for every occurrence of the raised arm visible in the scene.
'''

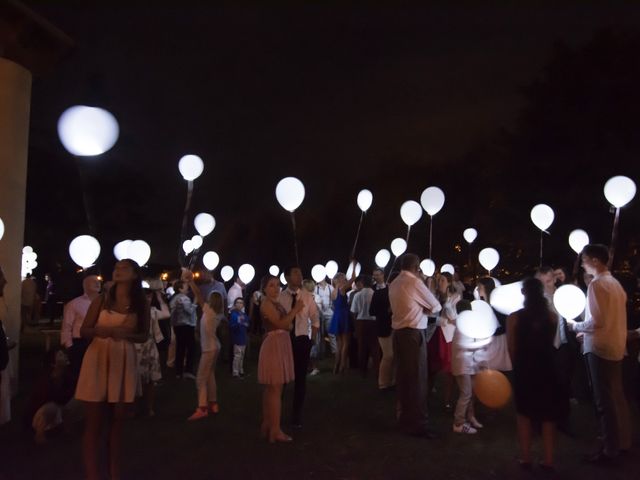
[261,300,303,330]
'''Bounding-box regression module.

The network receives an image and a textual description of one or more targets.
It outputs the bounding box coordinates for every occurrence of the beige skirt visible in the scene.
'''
[258,330,294,385]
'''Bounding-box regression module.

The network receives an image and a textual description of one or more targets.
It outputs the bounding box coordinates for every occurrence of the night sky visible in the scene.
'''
[21,2,640,291]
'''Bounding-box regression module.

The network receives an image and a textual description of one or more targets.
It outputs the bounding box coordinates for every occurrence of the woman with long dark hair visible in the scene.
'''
[75,259,150,480]
[507,277,563,471]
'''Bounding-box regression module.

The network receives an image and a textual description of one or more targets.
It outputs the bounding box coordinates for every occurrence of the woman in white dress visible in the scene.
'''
[75,259,150,480]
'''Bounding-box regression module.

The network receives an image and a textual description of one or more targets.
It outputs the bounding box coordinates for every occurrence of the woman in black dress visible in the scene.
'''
[507,277,563,471]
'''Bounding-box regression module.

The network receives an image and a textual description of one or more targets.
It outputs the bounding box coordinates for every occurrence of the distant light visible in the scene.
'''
[193,272,200,279]
[57,106,119,156]
[178,155,204,181]
[97,275,103,281]
[160,273,168,281]
[604,175,636,208]
[357,189,373,212]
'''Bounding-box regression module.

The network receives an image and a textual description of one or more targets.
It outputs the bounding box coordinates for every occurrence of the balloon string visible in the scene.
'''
[385,255,398,284]
[179,180,194,267]
[571,252,580,282]
[405,225,411,244]
[74,156,100,274]
[350,211,365,260]
[539,229,544,268]
[608,207,620,269]
[290,211,299,266]
[429,215,433,259]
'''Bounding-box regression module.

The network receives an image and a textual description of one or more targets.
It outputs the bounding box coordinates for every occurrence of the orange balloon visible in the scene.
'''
[473,369,512,408]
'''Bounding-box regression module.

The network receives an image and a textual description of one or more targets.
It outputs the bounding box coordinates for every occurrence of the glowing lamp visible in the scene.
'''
[420,186,445,216]
[463,228,477,244]
[490,281,524,315]
[456,300,498,339]
[69,235,101,269]
[478,248,499,272]
[357,189,373,212]
[474,369,512,408]
[269,265,280,276]
[400,200,423,226]
[390,238,407,257]
[275,177,305,212]
[325,260,338,279]
[194,213,216,236]
[113,240,132,261]
[202,251,220,271]
[190,235,203,250]
[279,273,287,285]
[604,175,636,208]
[568,229,589,255]
[375,249,391,268]
[530,204,555,232]
[553,284,586,320]
[182,240,194,255]
[311,264,327,283]
[57,106,119,156]
[178,155,204,181]
[0,217,4,241]
[440,264,454,275]
[128,240,151,266]
[420,259,435,277]
[238,264,255,284]
[346,261,362,279]
[220,265,234,282]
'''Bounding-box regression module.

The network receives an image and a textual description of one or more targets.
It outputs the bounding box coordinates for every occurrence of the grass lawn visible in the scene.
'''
[1,330,639,480]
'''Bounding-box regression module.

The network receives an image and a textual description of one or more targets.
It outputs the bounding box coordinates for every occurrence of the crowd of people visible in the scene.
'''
[0,243,639,478]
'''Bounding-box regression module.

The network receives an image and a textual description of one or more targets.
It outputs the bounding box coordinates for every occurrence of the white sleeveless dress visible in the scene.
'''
[75,310,139,403]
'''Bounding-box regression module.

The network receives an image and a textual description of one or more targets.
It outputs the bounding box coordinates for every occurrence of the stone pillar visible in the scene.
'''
[0,57,32,388]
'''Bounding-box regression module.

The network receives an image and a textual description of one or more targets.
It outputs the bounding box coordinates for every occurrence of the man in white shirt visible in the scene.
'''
[61,275,101,379]
[315,279,335,355]
[568,244,631,463]
[280,266,320,428]
[389,254,441,437]
[351,275,379,378]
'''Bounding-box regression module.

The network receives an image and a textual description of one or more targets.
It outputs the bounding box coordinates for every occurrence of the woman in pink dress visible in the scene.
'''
[258,275,303,443]
[75,259,150,480]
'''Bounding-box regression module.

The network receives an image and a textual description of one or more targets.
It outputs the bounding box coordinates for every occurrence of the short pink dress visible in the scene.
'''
[75,310,139,403]
[257,303,294,385]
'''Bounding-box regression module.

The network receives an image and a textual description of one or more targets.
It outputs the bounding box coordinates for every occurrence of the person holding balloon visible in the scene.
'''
[506,277,563,471]
[329,272,354,374]
[258,274,304,443]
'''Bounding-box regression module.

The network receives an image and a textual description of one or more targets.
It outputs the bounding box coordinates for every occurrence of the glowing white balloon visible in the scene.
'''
[178,155,204,181]
[478,248,499,272]
[141,280,151,289]
[275,177,305,212]
[568,229,589,254]
[463,228,477,244]
[279,273,287,285]
[420,186,445,216]
[400,200,423,226]
[57,106,119,156]
[202,251,220,271]
[441,264,455,275]
[221,265,234,282]
[194,213,216,236]
[530,204,555,232]
[553,284,586,320]
[420,259,436,277]
[455,300,499,339]
[311,264,327,283]
[357,189,373,212]
[490,281,524,315]
[113,240,132,261]
[325,260,338,279]
[23,246,33,254]
[346,261,362,279]
[0,217,4,241]
[128,240,151,266]
[22,246,38,278]
[269,265,280,276]
[390,238,407,257]
[238,264,255,284]
[69,235,101,269]
[182,239,194,255]
[190,235,203,250]
[604,175,636,208]
[375,249,391,268]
